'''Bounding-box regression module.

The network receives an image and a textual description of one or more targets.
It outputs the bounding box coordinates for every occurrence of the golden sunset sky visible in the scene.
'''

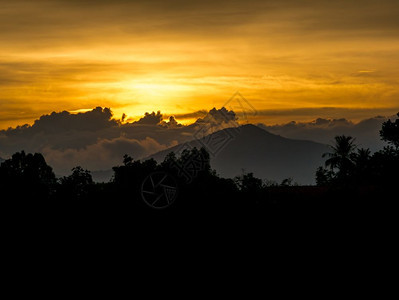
[1,0,399,129]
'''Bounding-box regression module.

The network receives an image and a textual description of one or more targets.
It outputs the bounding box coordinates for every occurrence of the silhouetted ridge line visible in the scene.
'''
[149,124,329,184]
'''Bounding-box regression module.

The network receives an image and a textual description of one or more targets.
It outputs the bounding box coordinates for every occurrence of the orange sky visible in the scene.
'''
[1,0,399,129]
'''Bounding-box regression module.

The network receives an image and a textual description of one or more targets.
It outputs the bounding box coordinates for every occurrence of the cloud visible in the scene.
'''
[1,0,399,131]
[171,110,207,120]
[134,111,163,125]
[0,106,397,177]
[194,107,238,125]
[259,116,391,152]
[246,107,399,126]
[0,108,178,173]
[31,107,118,133]
[42,136,173,174]
[160,116,183,128]
[0,107,233,175]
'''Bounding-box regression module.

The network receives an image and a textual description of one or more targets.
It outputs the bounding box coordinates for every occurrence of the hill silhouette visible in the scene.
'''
[149,124,329,184]
[0,112,397,233]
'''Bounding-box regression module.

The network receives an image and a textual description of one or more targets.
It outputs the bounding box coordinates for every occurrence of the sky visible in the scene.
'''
[1,0,399,130]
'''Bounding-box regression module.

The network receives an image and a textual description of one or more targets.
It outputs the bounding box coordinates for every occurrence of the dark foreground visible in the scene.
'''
[3,185,395,233]
[2,184,396,274]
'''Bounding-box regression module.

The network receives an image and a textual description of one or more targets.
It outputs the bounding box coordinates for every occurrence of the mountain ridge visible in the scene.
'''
[149,124,329,185]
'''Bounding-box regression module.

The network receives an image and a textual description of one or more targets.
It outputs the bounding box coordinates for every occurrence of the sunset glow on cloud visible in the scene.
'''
[1,0,399,129]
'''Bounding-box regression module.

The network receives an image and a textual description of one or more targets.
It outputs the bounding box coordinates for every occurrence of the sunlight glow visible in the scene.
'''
[1,1,399,129]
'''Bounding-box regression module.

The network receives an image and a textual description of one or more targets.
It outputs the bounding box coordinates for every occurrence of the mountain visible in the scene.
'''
[149,124,329,185]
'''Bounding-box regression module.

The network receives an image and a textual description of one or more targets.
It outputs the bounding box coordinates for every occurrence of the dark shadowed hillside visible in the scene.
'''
[150,124,329,184]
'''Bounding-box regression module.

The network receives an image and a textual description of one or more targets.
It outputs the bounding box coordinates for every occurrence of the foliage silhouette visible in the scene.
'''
[316,112,399,189]
[322,135,356,181]
[0,151,56,199]
[315,166,333,186]
[57,166,94,200]
[380,112,399,149]
[235,172,263,193]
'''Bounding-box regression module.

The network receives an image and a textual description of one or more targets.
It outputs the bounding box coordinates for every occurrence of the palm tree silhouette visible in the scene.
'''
[323,135,356,179]
[353,148,371,166]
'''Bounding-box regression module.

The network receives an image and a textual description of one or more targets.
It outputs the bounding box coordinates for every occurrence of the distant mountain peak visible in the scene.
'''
[149,123,329,185]
[238,123,278,135]
[214,123,278,139]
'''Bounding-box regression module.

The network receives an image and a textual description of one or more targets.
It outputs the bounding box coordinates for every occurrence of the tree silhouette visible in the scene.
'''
[58,166,94,200]
[380,112,399,149]
[353,148,371,169]
[323,135,356,181]
[234,172,263,193]
[0,151,56,199]
[316,118,399,187]
[315,166,333,186]
[112,155,159,205]
[160,151,177,169]
[280,177,297,187]
[351,148,372,185]
[353,148,371,164]
[370,145,399,186]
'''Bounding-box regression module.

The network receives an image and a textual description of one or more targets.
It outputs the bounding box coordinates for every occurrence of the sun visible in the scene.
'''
[131,82,191,98]
[104,79,198,123]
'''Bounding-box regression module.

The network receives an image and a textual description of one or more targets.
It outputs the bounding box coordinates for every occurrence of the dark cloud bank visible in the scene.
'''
[0,106,392,181]
[260,116,389,153]
[0,107,238,177]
